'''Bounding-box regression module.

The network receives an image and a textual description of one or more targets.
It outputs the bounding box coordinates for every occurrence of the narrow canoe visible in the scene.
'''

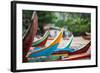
[23,12,38,62]
[56,46,91,61]
[54,35,74,52]
[69,41,91,55]
[28,29,63,58]
[32,31,50,47]
[63,47,91,61]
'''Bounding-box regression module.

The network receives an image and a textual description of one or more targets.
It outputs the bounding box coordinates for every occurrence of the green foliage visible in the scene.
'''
[23,10,33,27]
[37,11,57,35]
[55,20,66,27]
[23,10,91,36]
[22,10,57,35]
[65,13,91,36]
[37,11,57,24]
[54,12,91,36]
[22,10,33,35]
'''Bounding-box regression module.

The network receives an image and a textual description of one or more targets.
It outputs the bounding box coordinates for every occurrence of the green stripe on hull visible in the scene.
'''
[32,31,50,47]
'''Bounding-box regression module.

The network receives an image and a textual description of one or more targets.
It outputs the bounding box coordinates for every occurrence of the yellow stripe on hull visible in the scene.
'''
[47,28,64,48]
[29,28,64,54]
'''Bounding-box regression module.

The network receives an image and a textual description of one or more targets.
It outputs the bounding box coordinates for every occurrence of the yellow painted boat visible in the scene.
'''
[28,28,64,57]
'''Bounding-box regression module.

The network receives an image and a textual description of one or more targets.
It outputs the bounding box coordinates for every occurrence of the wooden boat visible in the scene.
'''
[32,31,50,47]
[44,35,74,61]
[50,36,74,61]
[69,41,91,55]
[51,51,69,61]
[27,34,74,61]
[56,46,91,61]
[82,36,91,40]
[62,47,91,61]
[55,42,91,61]
[54,35,75,52]
[23,12,38,62]
[28,29,63,58]
[82,32,91,40]
[85,32,91,36]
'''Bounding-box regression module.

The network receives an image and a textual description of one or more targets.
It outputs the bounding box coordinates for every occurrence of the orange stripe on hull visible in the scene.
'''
[67,54,91,60]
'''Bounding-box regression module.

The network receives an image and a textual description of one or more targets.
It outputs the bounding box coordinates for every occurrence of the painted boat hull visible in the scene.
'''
[54,35,74,52]
[69,41,91,55]
[23,12,38,62]
[28,29,64,58]
[32,31,50,47]
[29,44,58,57]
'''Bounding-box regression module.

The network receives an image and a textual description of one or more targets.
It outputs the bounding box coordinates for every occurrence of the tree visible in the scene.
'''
[23,10,91,36]
[37,11,57,35]
[23,10,57,35]
[65,13,91,36]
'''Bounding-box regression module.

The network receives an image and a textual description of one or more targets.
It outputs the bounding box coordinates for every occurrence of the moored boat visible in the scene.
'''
[28,28,64,58]
[23,12,38,62]
[32,31,50,47]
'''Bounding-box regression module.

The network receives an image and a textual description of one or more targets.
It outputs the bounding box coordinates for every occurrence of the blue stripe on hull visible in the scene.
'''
[53,47,75,52]
[29,44,58,58]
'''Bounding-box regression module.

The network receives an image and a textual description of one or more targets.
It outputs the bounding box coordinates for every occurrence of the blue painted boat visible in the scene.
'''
[29,44,58,58]
[54,35,75,52]
[28,29,63,58]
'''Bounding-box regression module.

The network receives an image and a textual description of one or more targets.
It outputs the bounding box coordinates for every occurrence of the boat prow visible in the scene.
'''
[28,28,63,58]
[54,35,74,52]
[69,41,91,55]
[32,31,50,47]
[23,11,38,62]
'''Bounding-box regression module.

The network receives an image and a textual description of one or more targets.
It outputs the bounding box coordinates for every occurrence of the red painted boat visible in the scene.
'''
[32,31,50,47]
[55,42,91,61]
[69,41,91,55]
[23,12,38,62]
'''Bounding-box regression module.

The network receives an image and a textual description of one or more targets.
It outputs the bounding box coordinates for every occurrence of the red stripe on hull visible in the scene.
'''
[36,37,48,47]
[69,42,91,55]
